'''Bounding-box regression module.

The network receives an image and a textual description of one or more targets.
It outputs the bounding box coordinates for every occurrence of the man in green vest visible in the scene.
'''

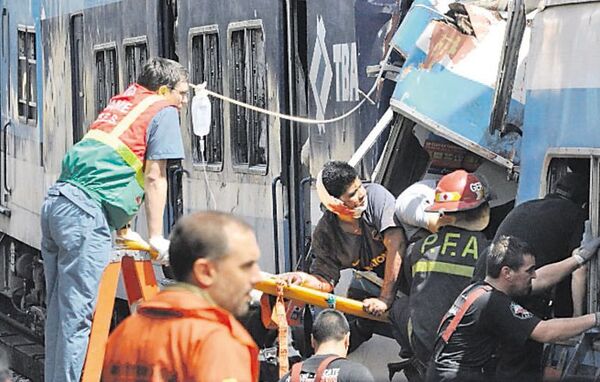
[40,57,189,382]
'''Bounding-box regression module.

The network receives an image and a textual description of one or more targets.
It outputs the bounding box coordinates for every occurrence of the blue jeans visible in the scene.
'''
[41,183,111,382]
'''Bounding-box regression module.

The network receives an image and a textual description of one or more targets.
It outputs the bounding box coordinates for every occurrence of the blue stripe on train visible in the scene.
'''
[517,87,600,203]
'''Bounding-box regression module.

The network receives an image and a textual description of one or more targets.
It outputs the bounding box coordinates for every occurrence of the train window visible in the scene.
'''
[94,44,119,114]
[189,26,223,167]
[229,21,268,172]
[123,37,147,87]
[17,26,36,124]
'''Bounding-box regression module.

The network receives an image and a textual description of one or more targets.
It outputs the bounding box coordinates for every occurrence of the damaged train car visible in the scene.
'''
[1,0,600,380]
[0,0,403,379]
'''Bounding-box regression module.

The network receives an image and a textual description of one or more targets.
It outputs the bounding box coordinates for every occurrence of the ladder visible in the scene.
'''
[80,245,159,382]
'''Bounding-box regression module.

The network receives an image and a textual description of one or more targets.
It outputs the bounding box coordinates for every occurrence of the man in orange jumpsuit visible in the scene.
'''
[102,211,262,381]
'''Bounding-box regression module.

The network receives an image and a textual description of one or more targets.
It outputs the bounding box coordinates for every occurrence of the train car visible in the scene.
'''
[0,0,403,380]
[518,0,600,377]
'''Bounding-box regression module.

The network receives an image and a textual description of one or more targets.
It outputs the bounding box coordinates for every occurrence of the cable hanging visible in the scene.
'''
[189,48,393,125]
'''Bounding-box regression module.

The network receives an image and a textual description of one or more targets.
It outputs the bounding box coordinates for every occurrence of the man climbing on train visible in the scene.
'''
[40,57,189,381]
[279,160,406,351]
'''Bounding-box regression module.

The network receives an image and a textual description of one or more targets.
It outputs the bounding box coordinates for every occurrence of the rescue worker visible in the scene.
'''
[389,170,490,367]
[427,235,600,382]
[102,211,261,382]
[279,309,375,382]
[40,57,189,381]
[279,161,406,350]
[472,172,589,381]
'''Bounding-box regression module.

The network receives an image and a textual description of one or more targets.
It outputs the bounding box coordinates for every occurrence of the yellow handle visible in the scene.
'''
[254,274,389,322]
[116,240,159,259]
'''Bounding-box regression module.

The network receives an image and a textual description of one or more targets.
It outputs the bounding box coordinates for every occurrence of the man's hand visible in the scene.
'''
[362,297,388,317]
[277,272,307,286]
[149,236,170,265]
[116,228,149,247]
[573,220,600,265]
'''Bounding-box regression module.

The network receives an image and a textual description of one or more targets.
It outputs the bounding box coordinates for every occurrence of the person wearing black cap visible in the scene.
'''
[388,169,491,370]
[471,172,589,381]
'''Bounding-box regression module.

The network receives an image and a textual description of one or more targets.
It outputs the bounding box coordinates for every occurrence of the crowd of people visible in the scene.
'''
[37,55,600,382]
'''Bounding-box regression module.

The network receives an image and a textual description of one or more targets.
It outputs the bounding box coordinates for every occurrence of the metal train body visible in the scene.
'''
[0,0,397,346]
[3,0,600,379]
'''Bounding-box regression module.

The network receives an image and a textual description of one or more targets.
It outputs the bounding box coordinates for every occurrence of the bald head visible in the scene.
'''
[169,211,253,282]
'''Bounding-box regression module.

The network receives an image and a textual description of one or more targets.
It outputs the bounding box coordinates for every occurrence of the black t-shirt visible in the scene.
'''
[279,354,375,382]
[404,226,488,362]
[427,282,541,382]
[473,195,586,317]
[310,183,400,286]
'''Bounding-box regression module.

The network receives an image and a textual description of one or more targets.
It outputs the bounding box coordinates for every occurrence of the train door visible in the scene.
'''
[283,0,310,271]
[0,7,10,214]
[157,0,184,232]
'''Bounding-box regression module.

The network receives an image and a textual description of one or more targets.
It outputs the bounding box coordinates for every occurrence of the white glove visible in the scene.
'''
[573,220,600,265]
[116,228,149,247]
[149,236,170,265]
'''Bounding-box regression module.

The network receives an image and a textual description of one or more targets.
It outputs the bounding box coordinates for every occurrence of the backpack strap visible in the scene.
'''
[290,361,303,382]
[315,356,344,382]
[440,284,492,343]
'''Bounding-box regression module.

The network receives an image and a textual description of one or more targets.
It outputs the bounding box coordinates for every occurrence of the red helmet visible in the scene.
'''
[426,170,487,213]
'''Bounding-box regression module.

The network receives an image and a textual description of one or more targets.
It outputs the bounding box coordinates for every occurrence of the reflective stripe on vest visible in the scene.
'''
[83,94,164,188]
[412,260,474,278]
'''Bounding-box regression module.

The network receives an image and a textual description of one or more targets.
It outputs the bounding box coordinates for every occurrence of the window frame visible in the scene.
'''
[227,19,269,175]
[16,25,37,125]
[188,24,224,171]
[93,42,119,115]
[542,148,600,313]
[123,35,148,89]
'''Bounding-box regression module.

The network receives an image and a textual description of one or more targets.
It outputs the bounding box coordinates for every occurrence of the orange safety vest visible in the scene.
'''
[59,84,176,229]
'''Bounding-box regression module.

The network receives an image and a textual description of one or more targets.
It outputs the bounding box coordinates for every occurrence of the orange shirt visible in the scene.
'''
[102,284,259,382]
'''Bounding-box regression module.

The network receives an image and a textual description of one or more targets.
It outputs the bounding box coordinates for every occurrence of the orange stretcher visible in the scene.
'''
[255,273,389,323]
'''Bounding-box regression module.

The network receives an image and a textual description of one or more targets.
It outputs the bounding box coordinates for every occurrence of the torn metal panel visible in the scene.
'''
[390,1,529,169]
[391,0,449,57]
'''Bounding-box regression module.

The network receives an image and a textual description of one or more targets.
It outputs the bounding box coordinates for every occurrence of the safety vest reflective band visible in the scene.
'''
[83,129,145,188]
[58,85,174,229]
[412,260,474,278]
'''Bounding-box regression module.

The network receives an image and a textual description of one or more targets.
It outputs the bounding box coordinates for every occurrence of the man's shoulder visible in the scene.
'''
[331,358,375,381]
[364,182,393,199]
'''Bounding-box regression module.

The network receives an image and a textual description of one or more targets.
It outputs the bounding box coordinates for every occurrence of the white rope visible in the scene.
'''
[189,48,392,125]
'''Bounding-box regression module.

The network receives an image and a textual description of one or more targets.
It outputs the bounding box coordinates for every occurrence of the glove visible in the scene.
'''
[573,220,600,265]
[149,236,170,265]
[116,228,149,247]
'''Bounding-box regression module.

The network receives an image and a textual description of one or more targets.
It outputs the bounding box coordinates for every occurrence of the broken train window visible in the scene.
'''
[94,43,119,115]
[124,37,147,88]
[17,26,36,123]
[190,26,223,167]
[229,20,268,171]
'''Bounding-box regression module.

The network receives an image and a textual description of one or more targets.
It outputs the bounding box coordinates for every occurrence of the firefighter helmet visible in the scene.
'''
[426,170,487,213]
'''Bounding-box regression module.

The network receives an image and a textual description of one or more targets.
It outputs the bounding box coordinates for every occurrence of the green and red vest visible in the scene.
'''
[58,84,177,229]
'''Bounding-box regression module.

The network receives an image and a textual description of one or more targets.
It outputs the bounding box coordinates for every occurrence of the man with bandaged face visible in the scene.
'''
[280,161,406,351]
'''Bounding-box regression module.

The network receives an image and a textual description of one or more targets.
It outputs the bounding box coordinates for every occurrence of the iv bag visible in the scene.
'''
[191,91,212,137]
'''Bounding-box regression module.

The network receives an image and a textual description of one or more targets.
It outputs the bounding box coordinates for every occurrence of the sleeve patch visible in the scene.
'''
[510,301,534,319]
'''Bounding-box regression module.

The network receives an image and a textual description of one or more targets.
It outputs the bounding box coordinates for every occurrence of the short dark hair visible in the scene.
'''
[486,235,535,278]
[312,309,350,344]
[168,211,252,281]
[321,161,358,198]
[137,57,189,91]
